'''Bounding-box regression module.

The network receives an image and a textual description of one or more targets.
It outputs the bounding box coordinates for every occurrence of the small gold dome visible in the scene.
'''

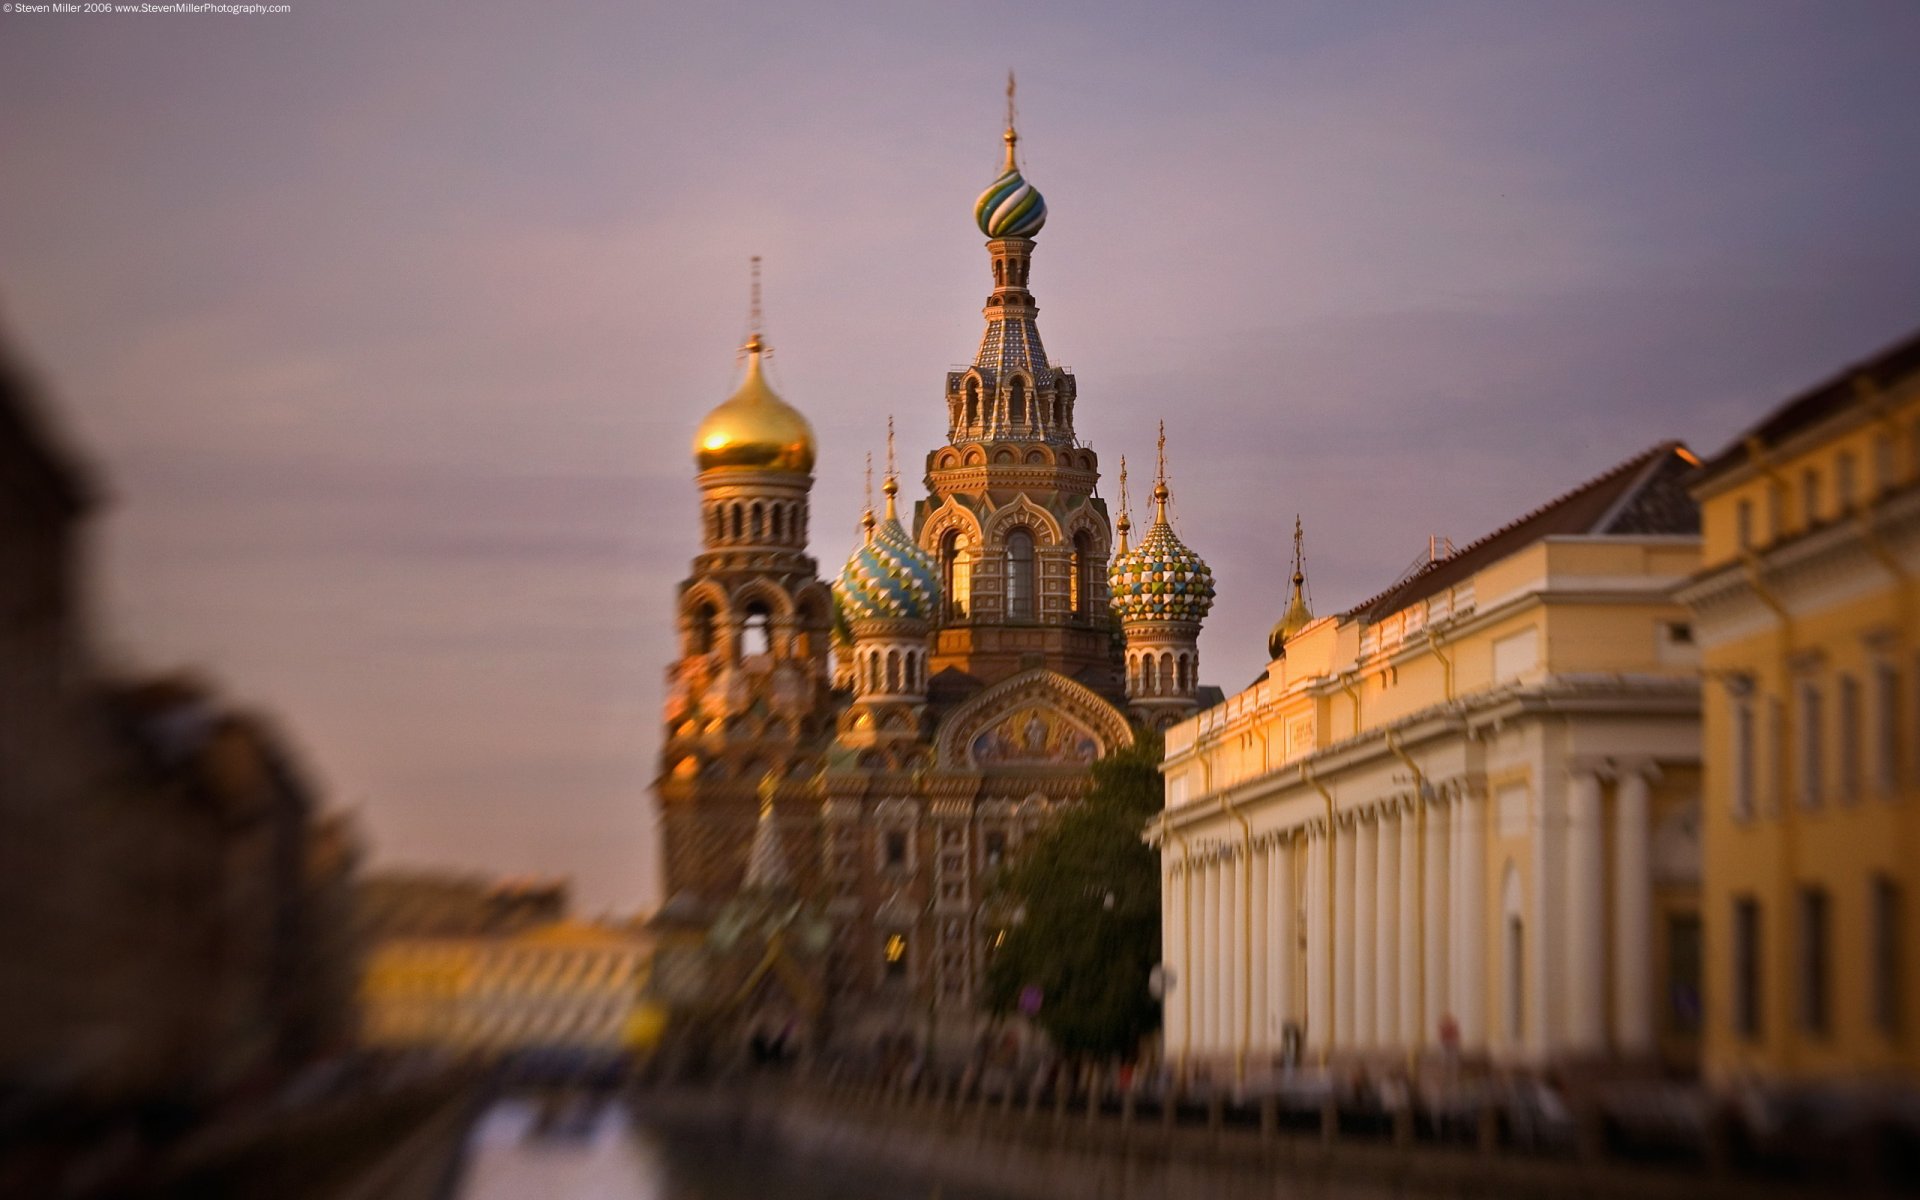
[693,335,816,474]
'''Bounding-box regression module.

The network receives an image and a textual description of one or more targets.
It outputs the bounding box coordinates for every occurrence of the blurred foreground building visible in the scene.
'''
[1154,444,1705,1078]
[0,336,363,1129]
[1681,329,1920,1087]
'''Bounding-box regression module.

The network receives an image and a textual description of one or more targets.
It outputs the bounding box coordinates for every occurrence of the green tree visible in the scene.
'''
[982,730,1163,1061]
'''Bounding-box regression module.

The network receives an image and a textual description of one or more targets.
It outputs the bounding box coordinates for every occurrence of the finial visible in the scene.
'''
[743,256,765,355]
[1003,70,1019,171]
[1116,455,1133,553]
[1292,515,1306,586]
[862,452,876,541]
[1152,420,1171,522]
[882,416,899,519]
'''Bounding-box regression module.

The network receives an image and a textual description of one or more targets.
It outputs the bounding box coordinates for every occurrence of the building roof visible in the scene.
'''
[1694,324,1920,486]
[0,331,95,519]
[1344,441,1700,626]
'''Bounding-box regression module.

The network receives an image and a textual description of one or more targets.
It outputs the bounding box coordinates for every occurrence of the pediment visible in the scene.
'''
[934,668,1134,770]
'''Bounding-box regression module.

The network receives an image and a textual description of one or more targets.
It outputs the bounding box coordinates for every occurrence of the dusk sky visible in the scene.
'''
[5,1,1920,913]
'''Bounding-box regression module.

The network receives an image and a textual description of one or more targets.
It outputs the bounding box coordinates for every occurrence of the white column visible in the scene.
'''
[1354,816,1377,1051]
[1194,859,1213,1053]
[1457,792,1486,1049]
[1376,810,1400,1048]
[1215,856,1232,1058]
[1398,804,1419,1048]
[1228,850,1245,1062]
[1306,827,1328,1056]
[1613,769,1654,1055]
[1527,786,1554,1061]
[1165,860,1184,1059]
[1274,835,1296,1051]
[1423,797,1450,1050]
[1250,841,1269,1058]
[1334,823,1356,1052]
[1566,771,1607,1055]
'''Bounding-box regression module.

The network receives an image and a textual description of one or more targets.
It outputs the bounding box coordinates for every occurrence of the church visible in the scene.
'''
[650,95,1216,1062]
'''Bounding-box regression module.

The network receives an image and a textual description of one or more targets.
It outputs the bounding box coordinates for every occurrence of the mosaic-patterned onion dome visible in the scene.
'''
[693,334,816,474]
[835,481,941,625]
[1109,479,1215,627]
[974,124,1048,239]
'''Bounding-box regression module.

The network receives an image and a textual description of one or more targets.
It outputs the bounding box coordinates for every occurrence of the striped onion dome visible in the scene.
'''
[1109,502,1214,628]
[974,166,1047,239]
[834,497,940,626]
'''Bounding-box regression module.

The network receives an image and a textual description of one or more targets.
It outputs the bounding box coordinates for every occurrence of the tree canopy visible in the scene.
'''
[982,730,1163,1060]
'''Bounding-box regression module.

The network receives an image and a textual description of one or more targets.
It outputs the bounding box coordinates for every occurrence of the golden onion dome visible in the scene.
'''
[693,335,816,474]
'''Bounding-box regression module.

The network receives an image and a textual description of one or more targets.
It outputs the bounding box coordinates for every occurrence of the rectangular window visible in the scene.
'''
[1873,876,1902,1039]
[1733,699,1756,820]
[1876,662,1901,797]
[1735,896,1763,1040]
[1840,674,1862,803]
[1769,483,1787,541]
[1769,697,1788,815]
[1836,451,1858,513]
[1801,683,1824,808]
[1736,498,1754,550]
[1668,912,1703,1037]
[983,829,1007,870]
[1802,468,1822,527]
[884,829,909,870]
[1799,886,1830,1036]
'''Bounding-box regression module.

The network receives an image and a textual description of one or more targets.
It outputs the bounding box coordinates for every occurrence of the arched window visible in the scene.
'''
[1176,654,1190,693]
[1142,654,1157,695]
[886,650,901,694]
[1160,652,1174,694]
[941,530,971,619]
[742,602,772,658]
[750,502,764,541]
[965,379,980,428]
[772,504,786,541]
[866,651,880,695]
[729,505,743,541]
[1071,532,1096,619]
[1009,377,1027,426]
[709,506,723,543]
[688,602,718,655]
[1005,528,1036,620]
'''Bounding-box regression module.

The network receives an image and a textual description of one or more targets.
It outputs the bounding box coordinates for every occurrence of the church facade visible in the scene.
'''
[650,104,1215,1060]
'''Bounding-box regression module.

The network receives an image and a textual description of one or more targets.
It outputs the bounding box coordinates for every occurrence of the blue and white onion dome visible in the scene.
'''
[834,483,941,626]
[974,124,1047,239]
[1109,482,1215,627]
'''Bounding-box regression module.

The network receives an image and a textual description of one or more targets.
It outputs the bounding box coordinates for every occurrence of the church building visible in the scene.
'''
[650,93,1215,1060]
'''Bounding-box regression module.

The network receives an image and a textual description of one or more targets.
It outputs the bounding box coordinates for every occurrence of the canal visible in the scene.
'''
[459,1098,1017,1200]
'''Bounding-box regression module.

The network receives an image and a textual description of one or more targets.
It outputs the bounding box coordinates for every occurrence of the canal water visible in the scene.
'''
[459,1098,1016,1200]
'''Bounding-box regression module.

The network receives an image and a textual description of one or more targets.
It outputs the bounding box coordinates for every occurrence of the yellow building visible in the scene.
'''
[361,920,656,1056]
[1155,444,1705,1079]
[1680,330,1920,1087]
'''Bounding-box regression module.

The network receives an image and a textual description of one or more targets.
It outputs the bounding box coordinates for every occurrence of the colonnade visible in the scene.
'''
[1161,768,1658,1074]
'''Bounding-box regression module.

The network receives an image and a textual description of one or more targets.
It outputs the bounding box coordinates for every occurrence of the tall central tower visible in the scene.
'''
[914,85,1121,699]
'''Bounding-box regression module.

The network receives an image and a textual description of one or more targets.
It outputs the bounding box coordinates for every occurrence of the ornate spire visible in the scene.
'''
[861,452,876,542]
[1270,515,1315,658]
[1003,70,1019,172]
[1115,456,1133,554]
[882,416,899,521]
[693,260,816,473]
[1152,420,1171,524]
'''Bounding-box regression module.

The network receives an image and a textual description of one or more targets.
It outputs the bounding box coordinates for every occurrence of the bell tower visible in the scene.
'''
[916,77,1121,698]
[655,265,835,914]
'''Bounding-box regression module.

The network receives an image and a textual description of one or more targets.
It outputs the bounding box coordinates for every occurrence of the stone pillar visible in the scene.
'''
[1457,792,1486,1050]
[1273,836,1296,1054]
[1398,804,1420,1048]
[1566,771,1607,1056]
[1335,823,1356,1053]
[1527,786,1555,1062]
[1227,850,1245,1062]
[1424,797,1450,1051]
[1250,841,1269,1057]
[1306,826,1329,1056]
[1375,811,1400,1048]
[1194,859,1213,1053]
[1215,855,1232,1058]
[1354,816,1377,1050]
[1164,860,1184,1060]
[1613,768,1654,1056]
